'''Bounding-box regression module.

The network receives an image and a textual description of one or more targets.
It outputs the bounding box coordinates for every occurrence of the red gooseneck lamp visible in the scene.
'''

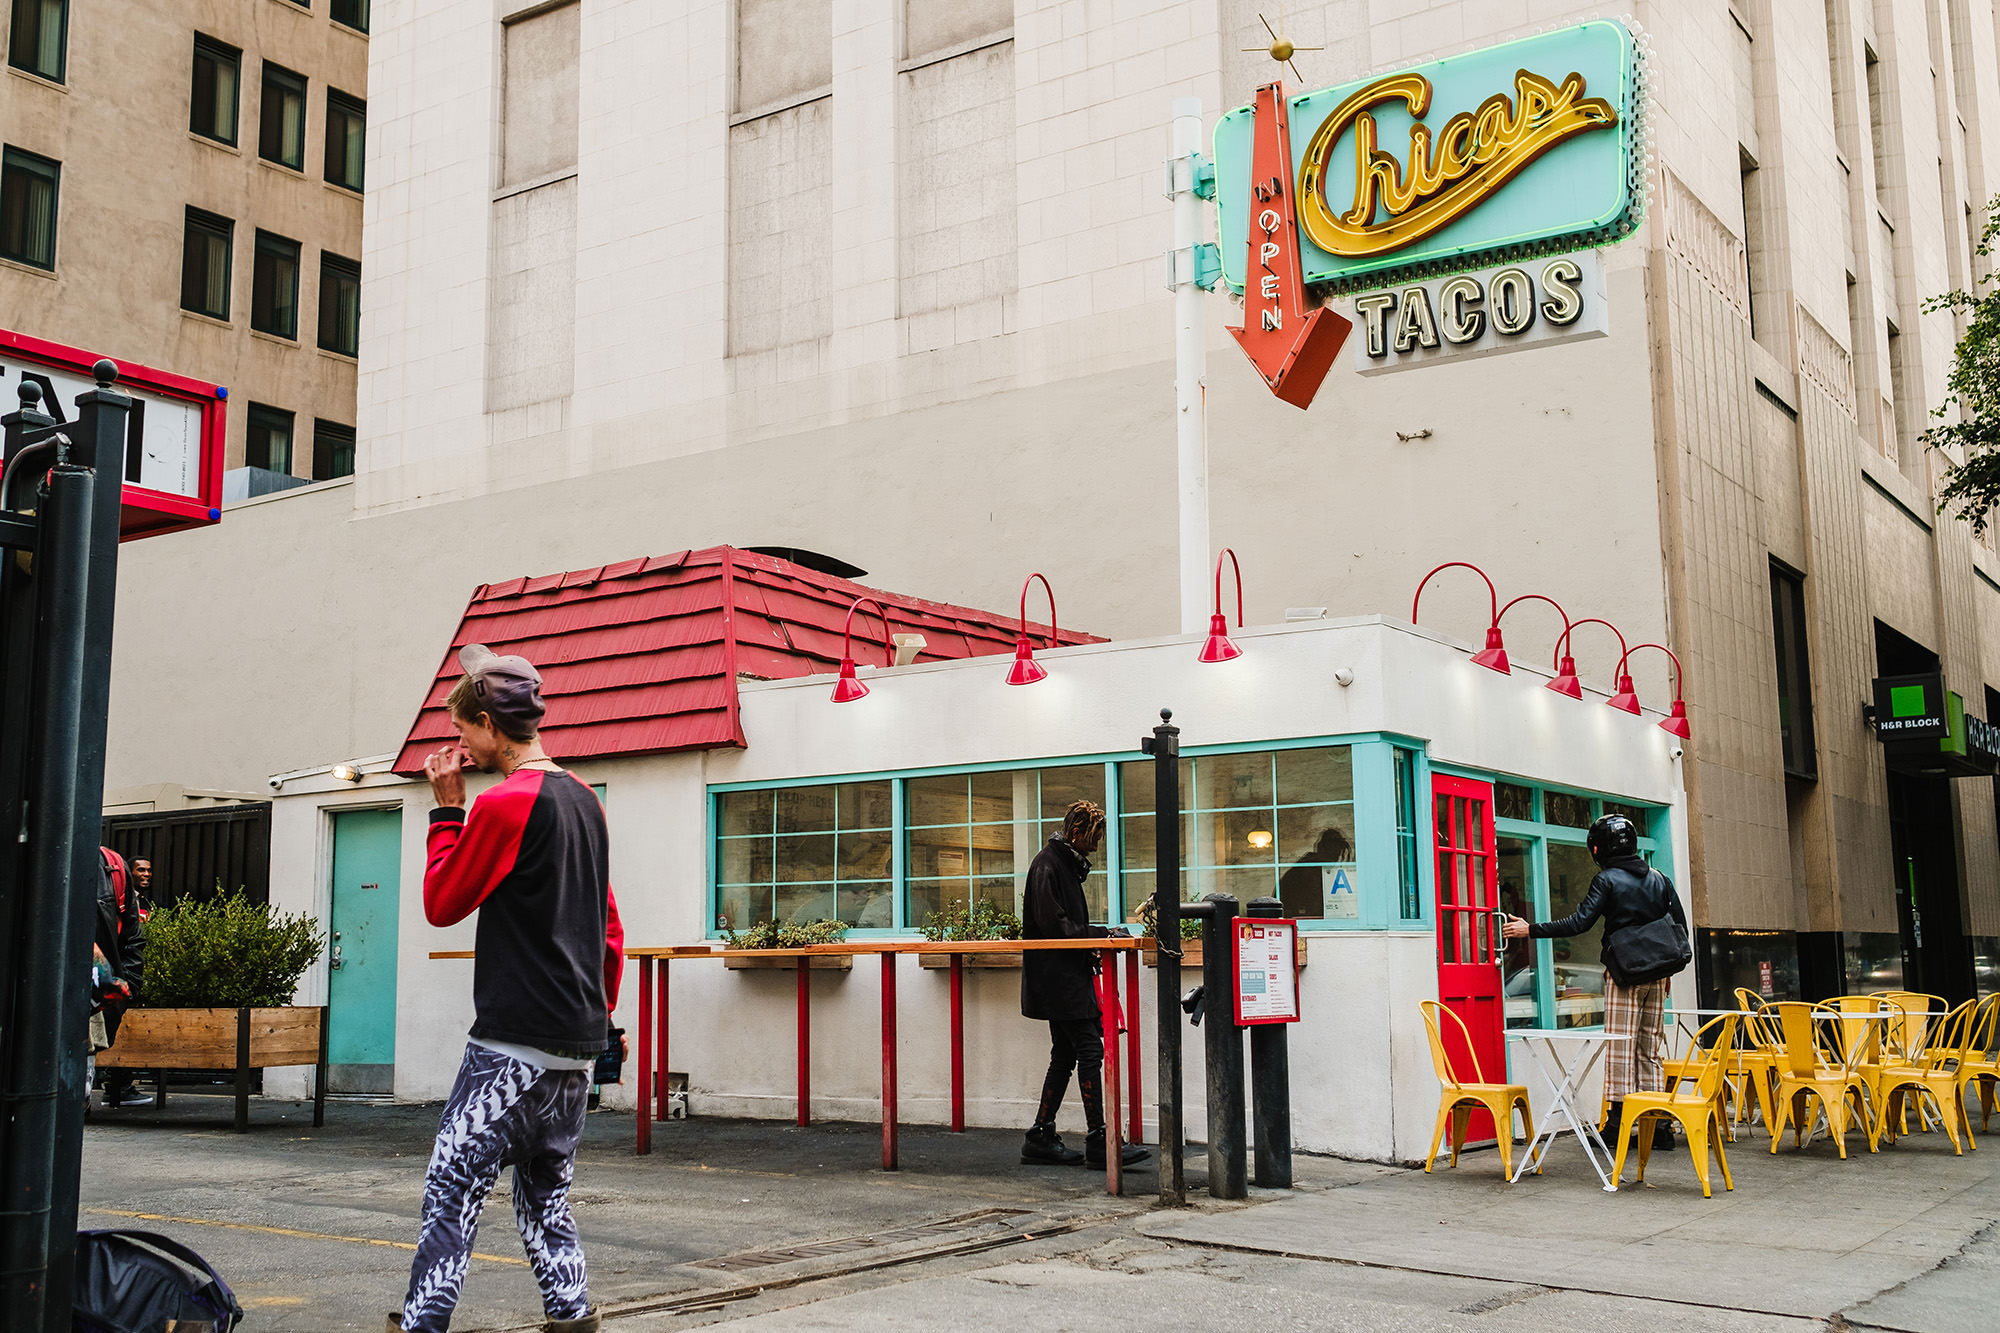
[1008,573,1058,686]
[1551,617,1631,707]
[1616,643,1693,739]
[1199,549,1245,663]
[1497,593,1576,698]
[1411,562,1510,673]
[830,596,893,703]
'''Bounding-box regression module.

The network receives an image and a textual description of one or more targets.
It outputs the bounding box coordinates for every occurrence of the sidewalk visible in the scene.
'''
[81,1095,1998,1331]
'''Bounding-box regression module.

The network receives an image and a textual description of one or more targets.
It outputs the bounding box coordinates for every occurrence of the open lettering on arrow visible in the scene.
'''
[1229,82,1353,410]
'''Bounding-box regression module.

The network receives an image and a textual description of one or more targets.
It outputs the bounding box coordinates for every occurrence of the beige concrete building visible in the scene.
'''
[2,0,367,487]
[97,0,2000,1105]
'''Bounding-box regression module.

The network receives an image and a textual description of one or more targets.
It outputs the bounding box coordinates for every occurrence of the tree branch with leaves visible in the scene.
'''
[1928,195,2000,535]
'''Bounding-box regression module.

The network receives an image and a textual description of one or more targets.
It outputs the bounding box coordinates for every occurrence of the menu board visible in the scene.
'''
[1233,918,1300,1025]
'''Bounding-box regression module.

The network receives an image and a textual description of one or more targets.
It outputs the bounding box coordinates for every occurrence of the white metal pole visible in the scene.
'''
[1171,96,1210,636]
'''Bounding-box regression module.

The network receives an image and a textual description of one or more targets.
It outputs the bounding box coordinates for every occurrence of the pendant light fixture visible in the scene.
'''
[1550,617,1630,704]
[1615,642,1692,739]
[1007,573,1058,686]
[1410,561,1510,673]
[1497,592,1576,698]
[1199,548,1245,663]
[830,596,894,704]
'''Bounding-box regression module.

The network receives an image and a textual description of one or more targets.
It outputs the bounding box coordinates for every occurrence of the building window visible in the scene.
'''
[1886,319,1909,464]
[717,782,894,931]
[1121,746,1355,921]
[190,36,241,145]
[259,63,307,169]
[1771,562,1818,780]
[312,419,354,481]
[251,230,301,338]
[324,89,364,191]
[318,252,360,355]
[0,146,59,270]
[909,765,1108,927]
[245,404,294,474]
[1865,44,1891,209]
[1394,748,1422,920]
[7,0,66,82]
[332,0,369,34]
[180,208,234,320]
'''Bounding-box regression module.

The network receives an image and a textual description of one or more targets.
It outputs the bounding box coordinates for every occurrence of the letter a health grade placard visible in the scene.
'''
[1234,918,1300,1025]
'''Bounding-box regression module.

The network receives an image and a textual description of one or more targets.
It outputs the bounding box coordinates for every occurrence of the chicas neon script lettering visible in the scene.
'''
[1297,68,1617,258]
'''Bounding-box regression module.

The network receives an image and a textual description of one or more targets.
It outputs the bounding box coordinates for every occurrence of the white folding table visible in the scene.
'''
[1507,1028,1631,1191]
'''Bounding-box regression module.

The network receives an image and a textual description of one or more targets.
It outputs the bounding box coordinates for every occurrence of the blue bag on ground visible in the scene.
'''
[73,1229,243,1332]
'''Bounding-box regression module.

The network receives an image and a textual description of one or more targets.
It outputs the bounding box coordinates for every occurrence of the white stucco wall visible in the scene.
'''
[265,618,1688,1162]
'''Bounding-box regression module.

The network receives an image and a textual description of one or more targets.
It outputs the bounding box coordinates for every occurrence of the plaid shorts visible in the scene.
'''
[1603,975,1668,1099]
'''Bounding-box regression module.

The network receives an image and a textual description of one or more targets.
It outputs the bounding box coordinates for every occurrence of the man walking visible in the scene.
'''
[396,645,623,1333]
[96,847,152,1109]
[1019,801,1148,1169]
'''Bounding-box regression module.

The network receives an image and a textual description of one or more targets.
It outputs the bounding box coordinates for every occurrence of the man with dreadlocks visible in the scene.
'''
[1019,801,1150,1169]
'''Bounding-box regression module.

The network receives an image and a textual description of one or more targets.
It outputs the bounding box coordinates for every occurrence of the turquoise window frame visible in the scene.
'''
[1435,770,1672,1031]
[705,733,1426,940]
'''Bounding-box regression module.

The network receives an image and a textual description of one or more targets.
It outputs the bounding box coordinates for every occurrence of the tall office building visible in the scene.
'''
[2,0,367,492]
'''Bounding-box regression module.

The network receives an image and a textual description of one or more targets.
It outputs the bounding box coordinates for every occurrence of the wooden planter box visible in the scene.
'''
[97,1006,327,1132]
[917,949,1023,969]
[723,953,853,971]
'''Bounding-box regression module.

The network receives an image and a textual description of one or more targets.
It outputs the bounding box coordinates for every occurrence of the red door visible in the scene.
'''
[1433,775,1504,1138]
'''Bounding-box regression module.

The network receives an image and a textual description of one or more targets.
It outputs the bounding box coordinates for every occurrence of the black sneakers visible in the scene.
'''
[1021,1128,1084,1165]
[1085,1136,1151,1169]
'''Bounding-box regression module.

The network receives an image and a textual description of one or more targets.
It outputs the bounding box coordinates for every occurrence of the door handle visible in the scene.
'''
[330,944,344,970]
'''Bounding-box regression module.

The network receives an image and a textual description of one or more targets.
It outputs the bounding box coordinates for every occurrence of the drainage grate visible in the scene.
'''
[690,1208,1031,1272]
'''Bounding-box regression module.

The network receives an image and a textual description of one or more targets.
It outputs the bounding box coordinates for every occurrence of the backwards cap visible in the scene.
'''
[457,643,546,734]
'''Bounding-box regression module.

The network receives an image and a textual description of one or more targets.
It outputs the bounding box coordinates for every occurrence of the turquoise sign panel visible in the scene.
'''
[1215,20,1640,293]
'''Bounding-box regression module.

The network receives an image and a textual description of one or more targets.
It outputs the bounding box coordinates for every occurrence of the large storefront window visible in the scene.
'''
[1488,781,1665,1029]
[1119,746,1355,920]
[716,781,893,930]
[904,765,1107,926]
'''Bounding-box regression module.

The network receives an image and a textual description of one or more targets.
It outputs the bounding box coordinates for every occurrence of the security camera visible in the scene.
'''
[1669,745,1684,761]
[1333,667,1355,687]
[267,776,284,792]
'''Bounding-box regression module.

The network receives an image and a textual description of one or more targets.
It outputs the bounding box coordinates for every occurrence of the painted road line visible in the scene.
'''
[83,1208,527,1267]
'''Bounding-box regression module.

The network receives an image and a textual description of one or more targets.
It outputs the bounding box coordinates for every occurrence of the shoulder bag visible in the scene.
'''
[1600,869,1692,987]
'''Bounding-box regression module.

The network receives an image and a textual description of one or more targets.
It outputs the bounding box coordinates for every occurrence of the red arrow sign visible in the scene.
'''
[1229,82,1352,410]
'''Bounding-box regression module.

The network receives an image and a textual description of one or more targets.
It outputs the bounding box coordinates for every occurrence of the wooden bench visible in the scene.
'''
[96,1006,329,1132]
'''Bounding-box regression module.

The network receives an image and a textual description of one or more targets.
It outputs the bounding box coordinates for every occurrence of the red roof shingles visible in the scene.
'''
[391,547,1098,774]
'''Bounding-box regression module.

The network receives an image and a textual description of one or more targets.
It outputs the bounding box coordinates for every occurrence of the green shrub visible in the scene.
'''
[919,899,1022,942]
[724,918,849,949]
[137,889,326,1008]
[1135,894,1206,941]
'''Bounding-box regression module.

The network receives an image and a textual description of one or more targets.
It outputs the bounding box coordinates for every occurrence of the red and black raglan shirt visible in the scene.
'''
[425,767,625,1058]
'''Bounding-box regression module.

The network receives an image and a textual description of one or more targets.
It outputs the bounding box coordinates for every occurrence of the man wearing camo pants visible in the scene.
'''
[394,645,624,1333]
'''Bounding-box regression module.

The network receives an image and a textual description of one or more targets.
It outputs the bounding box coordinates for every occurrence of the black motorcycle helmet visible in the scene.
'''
[1586,814,1640,866]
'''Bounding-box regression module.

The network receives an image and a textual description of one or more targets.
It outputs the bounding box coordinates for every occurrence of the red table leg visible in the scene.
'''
[1101,971,1122,1196]
[657,957,671,1122]
[882,953,899,1171]
[636,958,654,1156]
[1125,949,1142,1144]
[796,961,811,1126]
[950,953,965,1132]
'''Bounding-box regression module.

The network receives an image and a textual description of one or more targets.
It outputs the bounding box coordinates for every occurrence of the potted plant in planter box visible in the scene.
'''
[98,890,328,1130]
[1136,895,1208,967]
[721,918,853,970]
[918,899,1022,968]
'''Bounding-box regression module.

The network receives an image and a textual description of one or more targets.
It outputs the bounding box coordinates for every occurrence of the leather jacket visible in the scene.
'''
[1529,856,1686,966]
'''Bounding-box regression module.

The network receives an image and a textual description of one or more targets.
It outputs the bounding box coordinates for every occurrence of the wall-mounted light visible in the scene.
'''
[831,596,893,704]
[1617,642,1692,740]
[1007,573,1058,686]
[1247,829,1274,851]
[330,764,362,784]
[1496,592,1575,698]
[1200,548,1245,663]
[1411,561,1509,673]
[1550,617,1629,703]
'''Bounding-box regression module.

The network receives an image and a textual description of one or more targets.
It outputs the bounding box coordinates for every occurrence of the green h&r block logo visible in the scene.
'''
[1890,685,1929,718]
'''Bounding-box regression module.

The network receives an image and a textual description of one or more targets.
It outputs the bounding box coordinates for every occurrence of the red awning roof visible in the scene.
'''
[392,547,1098,774]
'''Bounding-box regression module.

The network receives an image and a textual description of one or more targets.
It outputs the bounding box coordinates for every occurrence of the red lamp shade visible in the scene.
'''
[1470,626,1510,675]
[830,657,870,703]
[1608,673,1642,715]
[1006,634,1049,686]
[1547,654,1583,700]
[1199,612,1243,664]
[1660,699,1691,739]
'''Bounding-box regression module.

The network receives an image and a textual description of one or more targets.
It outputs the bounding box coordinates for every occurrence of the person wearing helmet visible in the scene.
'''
[1501,814,1687,1153]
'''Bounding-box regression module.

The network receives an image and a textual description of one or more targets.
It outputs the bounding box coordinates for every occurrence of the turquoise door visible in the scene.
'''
[328,808,402,1094]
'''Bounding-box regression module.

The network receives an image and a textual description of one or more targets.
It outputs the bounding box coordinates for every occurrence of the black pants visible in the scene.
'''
[1033,1015,1104,1139]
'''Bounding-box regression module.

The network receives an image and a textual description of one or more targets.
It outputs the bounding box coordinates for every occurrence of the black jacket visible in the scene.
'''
[1530,856,1686,967]
[1020,837,1109,1022]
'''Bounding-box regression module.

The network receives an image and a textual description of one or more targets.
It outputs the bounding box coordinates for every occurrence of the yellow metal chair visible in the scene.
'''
[1875,991,1949,1133]
[1420,1001,1534,1180]
[1662,1008,1752,1141]
[1613,1013,1740,1197]
[1877,1000,1977,1154]
[1828,994,1899,1123]
[1766,1001,1879,1158]
[1956,994,1998,1132]
[1726,988,1783,1135]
